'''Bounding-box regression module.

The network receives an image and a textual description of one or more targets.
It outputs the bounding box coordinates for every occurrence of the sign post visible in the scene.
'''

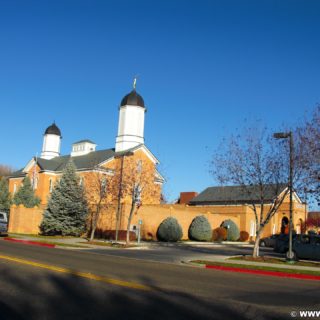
[138,219,143,244]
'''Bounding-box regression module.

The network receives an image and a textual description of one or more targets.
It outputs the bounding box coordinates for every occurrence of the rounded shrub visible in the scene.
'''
[188,215,212,241]
[239,231,249,242]
[212,227,227,241]
[221,219,240,241]
[156,217,183,242]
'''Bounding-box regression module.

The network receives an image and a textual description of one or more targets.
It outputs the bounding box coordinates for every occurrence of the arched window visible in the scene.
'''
[250,220,256,237]
[137,160,142,173]
[49,179,53,193]
[34,177,38,190]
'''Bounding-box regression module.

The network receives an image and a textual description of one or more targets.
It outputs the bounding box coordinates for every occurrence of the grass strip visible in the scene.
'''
[79,241,137,248]
[229,256,320,268]
[192,260,320,277]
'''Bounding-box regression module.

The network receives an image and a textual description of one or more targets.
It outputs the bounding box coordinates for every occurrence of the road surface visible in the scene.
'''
[0,240,318,320]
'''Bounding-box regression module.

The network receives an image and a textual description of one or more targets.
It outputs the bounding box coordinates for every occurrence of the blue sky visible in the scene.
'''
[0,0,319,201]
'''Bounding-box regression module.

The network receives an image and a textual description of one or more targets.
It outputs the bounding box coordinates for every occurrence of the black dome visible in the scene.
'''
[44,123,61,136]
[120,90,145,108]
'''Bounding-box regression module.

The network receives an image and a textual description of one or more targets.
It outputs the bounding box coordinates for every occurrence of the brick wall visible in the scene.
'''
[8,205,44,234]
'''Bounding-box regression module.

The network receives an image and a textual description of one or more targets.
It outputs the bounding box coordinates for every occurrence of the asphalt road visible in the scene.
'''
[0,240,319,320]
[89,242,280,263]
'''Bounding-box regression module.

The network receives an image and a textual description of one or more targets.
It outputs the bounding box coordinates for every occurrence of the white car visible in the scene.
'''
[0,212,8,235]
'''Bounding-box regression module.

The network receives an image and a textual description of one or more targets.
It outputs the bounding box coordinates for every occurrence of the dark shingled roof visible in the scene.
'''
[44,123,61,136]
[189,184,288,206]
[9,169,25,178]
[38,149,116,172]
[10,149,116,177]
[120,89,145,108]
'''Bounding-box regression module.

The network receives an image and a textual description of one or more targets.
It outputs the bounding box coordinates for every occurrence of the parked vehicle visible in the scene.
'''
[259,234,280,247]
[0,212,8,235]
[274,233,297,253]
[288,235,320,261]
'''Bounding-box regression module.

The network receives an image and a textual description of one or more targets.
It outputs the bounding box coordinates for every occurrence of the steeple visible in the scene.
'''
[115,82,146,152]
[41,122,62,159]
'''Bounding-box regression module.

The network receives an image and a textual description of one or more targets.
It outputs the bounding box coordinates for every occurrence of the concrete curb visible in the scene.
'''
[181,261,206,268]
[4,237,55,248]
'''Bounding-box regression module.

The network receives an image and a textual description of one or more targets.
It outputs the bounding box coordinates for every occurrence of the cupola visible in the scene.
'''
[41,122,62,160]
[71,140,97,157]
[115,79,146,152]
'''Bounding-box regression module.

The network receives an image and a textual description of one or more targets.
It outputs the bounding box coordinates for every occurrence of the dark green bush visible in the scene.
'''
[157,217,183,242]
[221,219,240,241]
[212,227,227,241]
[188,215,212,241]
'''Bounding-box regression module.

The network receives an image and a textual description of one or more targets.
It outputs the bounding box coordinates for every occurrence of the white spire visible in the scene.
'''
[115,84,146,152]
[41,123,62,159]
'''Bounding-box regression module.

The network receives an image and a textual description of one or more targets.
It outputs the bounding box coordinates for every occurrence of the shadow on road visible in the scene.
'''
[0,265,249,320]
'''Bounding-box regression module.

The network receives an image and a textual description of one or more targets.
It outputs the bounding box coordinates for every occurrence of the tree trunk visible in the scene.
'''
[253,227,264,258]
[90,205,100,241]
[126,200,135,245]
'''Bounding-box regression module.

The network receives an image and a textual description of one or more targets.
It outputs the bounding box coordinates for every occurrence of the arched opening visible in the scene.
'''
[297,218,304,234]
[281,217,289,234]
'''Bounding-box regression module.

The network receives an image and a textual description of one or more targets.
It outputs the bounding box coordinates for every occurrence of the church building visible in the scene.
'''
[8,85,164,206]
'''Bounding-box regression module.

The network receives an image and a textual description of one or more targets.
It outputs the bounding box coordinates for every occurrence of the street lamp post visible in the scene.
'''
[274,131,294,262]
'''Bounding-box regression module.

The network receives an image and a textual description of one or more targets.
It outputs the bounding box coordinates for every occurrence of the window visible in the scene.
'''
[49,179,53,193]
[33,177,38,190]
[13,183,17,194]
[250,220,256,237]
[137,160,142,173]
[79,177,84,186]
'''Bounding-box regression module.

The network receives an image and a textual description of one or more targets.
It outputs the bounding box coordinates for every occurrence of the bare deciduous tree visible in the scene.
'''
[0,165,15,179]
[296,105,320,203]
[84,168,116,241]
[113,156,160,245]
[211,127,289,257]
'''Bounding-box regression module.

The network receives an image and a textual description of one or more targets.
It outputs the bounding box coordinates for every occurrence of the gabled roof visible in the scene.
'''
[9,149,116,177]
[9,169,25,178]
[189,184,288,206]
[37,149,116,172]
[11,144,161,177]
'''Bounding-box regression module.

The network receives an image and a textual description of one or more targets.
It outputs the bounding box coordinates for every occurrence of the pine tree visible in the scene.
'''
[13,176,40,208]
[0,178,11,213]
[40,160,88,236]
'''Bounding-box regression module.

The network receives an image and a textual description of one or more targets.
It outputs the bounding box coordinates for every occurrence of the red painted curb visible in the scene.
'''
[205,264,320,281]
[4,237,55,248]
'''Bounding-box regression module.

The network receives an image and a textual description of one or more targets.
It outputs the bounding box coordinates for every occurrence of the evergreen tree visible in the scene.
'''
[13,176,40,208]
[40,160,88,236]
[0,178,11,213]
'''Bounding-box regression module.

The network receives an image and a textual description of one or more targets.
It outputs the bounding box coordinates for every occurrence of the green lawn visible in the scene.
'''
[79,241,137,248]
[229,255,320,268]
